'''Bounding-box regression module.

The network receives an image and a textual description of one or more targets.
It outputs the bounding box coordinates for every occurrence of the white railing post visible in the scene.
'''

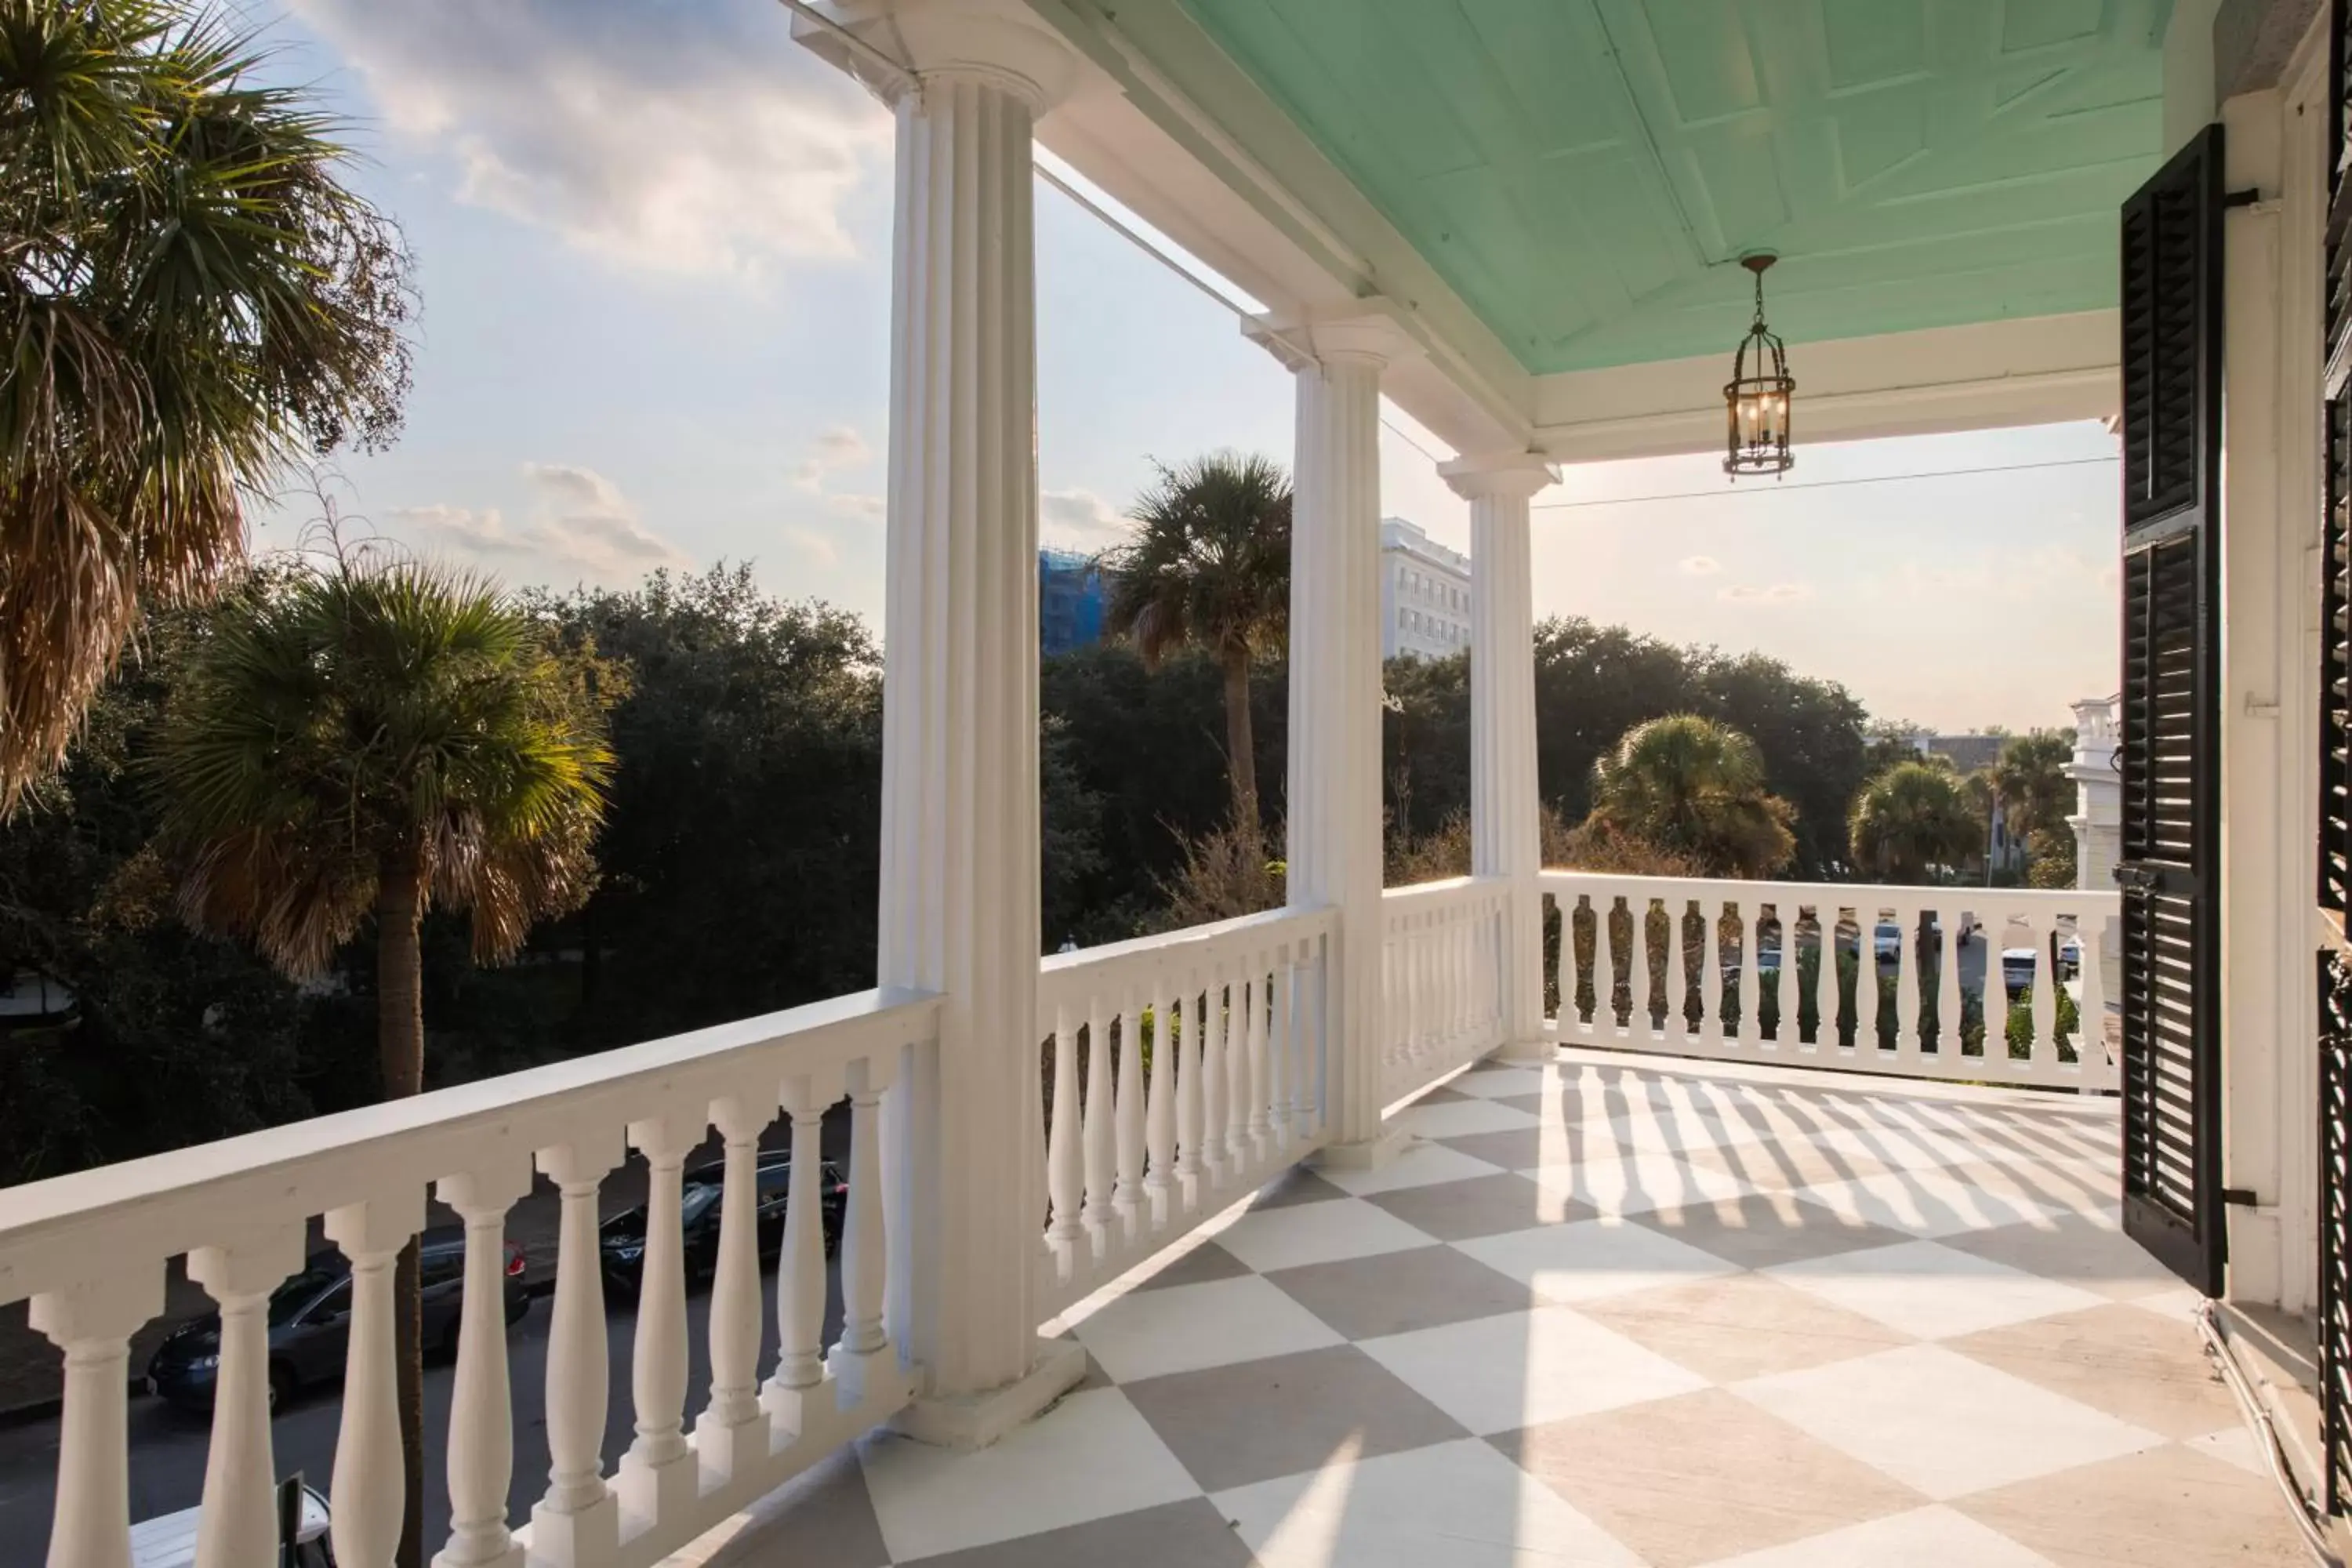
[325,1193,423,1568]
[1082,996,1116,1247]
[1046,1003,1081,1260]
[831,1054,894,1401]
[31,1268,162,1568]
[528,1134,622,1568]
[801,0,1085,1434]
[1113,985,1145,1234]
[698,1092,773,1484]
[617,1109,702,1534]
[1263,310,1416,1167]
[433,1158,532,1568]
[187,1228,305,1568]
[763,1076,835,1433]
[1145,982,1176,1220]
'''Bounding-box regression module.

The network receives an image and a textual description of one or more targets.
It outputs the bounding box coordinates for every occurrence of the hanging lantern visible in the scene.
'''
[1723,252,1795,478]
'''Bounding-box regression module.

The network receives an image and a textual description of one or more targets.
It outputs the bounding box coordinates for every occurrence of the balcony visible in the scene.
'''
[0,870,2299,1567]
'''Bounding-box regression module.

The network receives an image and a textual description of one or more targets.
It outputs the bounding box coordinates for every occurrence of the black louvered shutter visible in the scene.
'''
[2320,0,2352,1516]
[2117,122,2225,1298]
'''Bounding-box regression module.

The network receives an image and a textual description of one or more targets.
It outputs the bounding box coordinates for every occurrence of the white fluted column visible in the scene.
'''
[797,0,1083,1442]
[187,1229,305,1568]
[1446,453,1557,1057]
[325,1193,423,1568]
[1260,312,1419,1163]
[31,1267,163,1568]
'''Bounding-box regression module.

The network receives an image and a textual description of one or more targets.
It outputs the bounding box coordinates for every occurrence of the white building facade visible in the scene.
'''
[1378,517,1472,660]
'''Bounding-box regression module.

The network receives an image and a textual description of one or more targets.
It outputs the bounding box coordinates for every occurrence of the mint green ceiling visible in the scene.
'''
[1177,0,2174,374]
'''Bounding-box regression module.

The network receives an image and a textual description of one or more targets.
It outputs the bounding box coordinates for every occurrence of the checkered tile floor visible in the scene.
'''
[688,1049,2303,1567]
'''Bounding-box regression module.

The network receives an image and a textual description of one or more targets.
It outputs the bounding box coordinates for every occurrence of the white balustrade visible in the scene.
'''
[1378,877,1512,1104]
[1538,872,2121,1091]
[0,989,935,1568]
[1035,906,1336,1319]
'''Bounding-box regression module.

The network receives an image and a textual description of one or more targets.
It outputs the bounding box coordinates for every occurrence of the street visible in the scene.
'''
[0,1259,845,1564]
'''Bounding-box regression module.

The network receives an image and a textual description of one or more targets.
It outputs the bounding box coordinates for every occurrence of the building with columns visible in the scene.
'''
[3,2,2347,1564]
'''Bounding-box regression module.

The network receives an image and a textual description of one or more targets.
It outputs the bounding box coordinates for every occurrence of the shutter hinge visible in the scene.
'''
[2223,187,2263,208]
[2223,1187,2260,1207]
[2245,694,2281,717]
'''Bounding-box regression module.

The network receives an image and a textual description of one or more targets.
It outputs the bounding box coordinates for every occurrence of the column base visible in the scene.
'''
[524,1490,619,1568]
[614,1441,698,1541]
[1312,1124,1411,1172]
[1490,1033,1560,1065]
[889,1338,1085,1450]
[693,1402,769,1486]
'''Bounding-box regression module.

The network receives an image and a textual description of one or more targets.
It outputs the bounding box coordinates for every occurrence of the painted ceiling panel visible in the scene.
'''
[1177,0,2171,372]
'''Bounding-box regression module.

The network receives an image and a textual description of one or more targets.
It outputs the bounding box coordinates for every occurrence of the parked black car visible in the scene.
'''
[600,1156,847,1294]
[146,1225,528,1413]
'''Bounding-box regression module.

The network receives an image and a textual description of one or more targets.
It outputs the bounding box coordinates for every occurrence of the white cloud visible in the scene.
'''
[826,492,886,520]
[1679,555,1721,575]
[780,524,840,566]
[1719,582,1813,603]
[390,462,692,584]
[289,0,888,278]
[1040,488,1129,550]
[794,424,874,493]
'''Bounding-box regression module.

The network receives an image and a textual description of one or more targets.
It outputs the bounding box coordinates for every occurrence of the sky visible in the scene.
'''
[245,0,2121,736]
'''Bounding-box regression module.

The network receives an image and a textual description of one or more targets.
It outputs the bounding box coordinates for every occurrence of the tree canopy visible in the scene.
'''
[0,1,415,804]
[1849,760,1981,884]
[1584,713,1796,877]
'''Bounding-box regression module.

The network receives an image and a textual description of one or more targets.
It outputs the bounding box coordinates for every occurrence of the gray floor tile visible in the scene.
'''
[688,1443,891,1568]
[1362,1171,1594,1241]
[1428,1126,1562,1170]
[1130,1240,1254,1292]
[1630,1189,1912,1270]
[1123,1344,1468,1492]
[1245,1166,1352,1210]
[1265,1243,1538,1339]
[899,1497,1259,1567]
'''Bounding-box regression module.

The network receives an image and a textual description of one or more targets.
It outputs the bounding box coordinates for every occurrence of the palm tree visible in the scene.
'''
[1990,729,2073,875]
[1099,452,1290,844]
[0,0,415,808]
[150,551,610,1568]
[1584,714,1795,877]
[1850,760,1981,884]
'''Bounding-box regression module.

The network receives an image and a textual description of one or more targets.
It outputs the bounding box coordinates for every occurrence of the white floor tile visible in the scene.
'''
[2187,1424,2269,1478]
[1359,1305,1707,1434]
[1457,1215,1740,1305]
[1402,1098,1541,1139]
[1766,1238,2106,1340]
[1800,1120,1991,1172]
[1526,1146,1760,1217]
[1319,1140,1507,1196]
[1791,1167,2073,1239]
[1448,1065,1561,1099]
[857,1387,1198,1560]
[1073,1274,1345,1384]
[1216,1436,1646,1568]
[1207,1196,1437,1272]
[1734,1344,2165,1500]
[1693,1504,2062,1567]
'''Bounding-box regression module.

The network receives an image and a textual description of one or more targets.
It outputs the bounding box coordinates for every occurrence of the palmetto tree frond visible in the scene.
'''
[1100,451,1290,670]
[1849,760,1980,884]
[150,554,613,976]
[0,0,416,807]
[1586,714,1795,878]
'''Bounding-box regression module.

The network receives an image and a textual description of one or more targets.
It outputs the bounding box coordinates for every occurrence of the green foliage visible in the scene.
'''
[1849,759,1980,883]
[1586,715,1797,877]
[2026,827,2078,890]
[1992,731,2074,840]
[0,0,415,801]
[1516,622,1869,876]
[1098,452,1290,835]
[151,552,614,977]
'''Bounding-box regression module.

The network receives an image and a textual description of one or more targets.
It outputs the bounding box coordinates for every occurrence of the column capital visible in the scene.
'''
[793,0,1083,113]
[1244,303,1425,373]
[1441,452,1559,502]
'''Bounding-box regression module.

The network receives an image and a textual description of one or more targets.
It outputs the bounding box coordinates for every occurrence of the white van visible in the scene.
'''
[129,1484,332,1568]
